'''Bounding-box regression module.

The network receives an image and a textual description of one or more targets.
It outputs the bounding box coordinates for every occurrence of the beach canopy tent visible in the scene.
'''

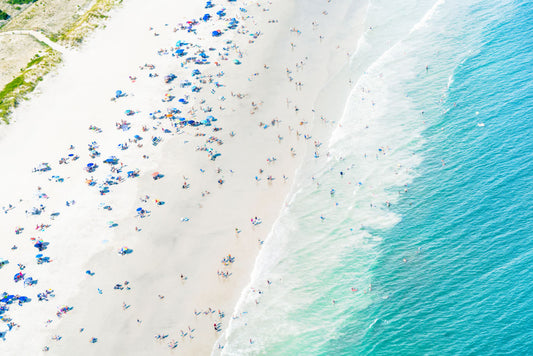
[34,163,51,172]
[118,247,132,255]
[86,163,97,172]
[152,136,162,146]
[165,73,177,83]
[228,18,239,29]
[103,156,119,165]
[34,241,48,251]
[234,59,241,65]
[127,170,139,178]
[18,296,30,303]
[202,14,211,21]
[152,172,164,180]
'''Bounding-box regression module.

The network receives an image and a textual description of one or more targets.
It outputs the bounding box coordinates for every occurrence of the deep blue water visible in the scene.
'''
[222,0,532,354]
[348,0,533,353]
[338,2,533,355]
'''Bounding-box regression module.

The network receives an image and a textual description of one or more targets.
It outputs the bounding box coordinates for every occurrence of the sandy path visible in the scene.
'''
[0,30,69,54]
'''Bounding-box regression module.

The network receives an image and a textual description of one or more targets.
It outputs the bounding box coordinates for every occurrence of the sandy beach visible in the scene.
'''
[0,0,367,354]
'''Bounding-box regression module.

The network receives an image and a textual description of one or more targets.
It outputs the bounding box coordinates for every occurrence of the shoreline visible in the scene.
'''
[0,0,369,354]
[217,0,370,350]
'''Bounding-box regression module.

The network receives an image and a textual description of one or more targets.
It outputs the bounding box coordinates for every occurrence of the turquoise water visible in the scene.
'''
[222,0,533,354]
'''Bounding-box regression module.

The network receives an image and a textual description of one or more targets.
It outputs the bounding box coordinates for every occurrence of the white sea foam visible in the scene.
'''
[409,0,446,34]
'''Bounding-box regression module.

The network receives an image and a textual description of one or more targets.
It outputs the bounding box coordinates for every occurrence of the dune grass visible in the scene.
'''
[0,49,60,124]
[0,0,123,123]
[56,0,122,45]
[0,0,122,124]
[0,10,11,20]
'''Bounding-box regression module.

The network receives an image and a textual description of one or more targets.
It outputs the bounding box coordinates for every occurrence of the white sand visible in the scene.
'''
[0,0,367,354]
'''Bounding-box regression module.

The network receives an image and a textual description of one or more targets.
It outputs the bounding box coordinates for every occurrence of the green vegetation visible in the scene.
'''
[0,0,123,123]
[58,0,122,45]
[7,0,38,5]
[0,75,31,124]
[26,54,43,68]
[0,10,10,20]
[0,50,60,124]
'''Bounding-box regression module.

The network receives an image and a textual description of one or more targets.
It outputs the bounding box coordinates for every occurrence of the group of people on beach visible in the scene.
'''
[0,0,368,351]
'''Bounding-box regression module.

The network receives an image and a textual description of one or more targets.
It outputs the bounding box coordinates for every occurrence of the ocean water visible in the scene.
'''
[221,0,533,354]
